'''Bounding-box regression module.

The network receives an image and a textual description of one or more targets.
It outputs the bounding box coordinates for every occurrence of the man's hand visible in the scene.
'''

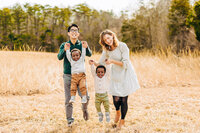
[82,41,88,48]
[89,60,95,65]
[64,43,70,51]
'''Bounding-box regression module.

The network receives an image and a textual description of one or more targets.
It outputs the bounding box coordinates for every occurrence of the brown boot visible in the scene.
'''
[112,110,121,128]
[114,110,121,123]
[118,119,125,128]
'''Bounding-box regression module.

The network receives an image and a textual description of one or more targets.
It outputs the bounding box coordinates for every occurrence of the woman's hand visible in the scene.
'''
[105,59,113,65]
[89,60,95,65]
[106,59,123,67]
[89,59,99,66]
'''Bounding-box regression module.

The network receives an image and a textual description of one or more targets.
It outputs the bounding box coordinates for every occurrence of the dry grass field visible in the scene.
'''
[0,51,200,133]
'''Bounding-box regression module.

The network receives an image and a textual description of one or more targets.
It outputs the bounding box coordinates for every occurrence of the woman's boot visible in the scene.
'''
[118,119,125,128]
[114,110,121,123]
[112,110,121,128]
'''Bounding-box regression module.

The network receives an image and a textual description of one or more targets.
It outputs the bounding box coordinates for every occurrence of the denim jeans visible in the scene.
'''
[63,74,89,122]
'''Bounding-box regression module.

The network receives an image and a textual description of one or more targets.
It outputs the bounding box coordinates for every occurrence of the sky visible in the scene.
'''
[0,0,197,15]
[0,0,147,16]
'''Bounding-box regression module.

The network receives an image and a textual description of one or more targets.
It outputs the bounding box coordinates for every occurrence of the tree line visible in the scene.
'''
[0,0,199,53]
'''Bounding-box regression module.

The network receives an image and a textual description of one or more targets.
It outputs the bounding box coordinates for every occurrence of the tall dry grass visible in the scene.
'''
[132,50,200,88]
[0,51,63,95]
[0,50,199,95]
[0,51,200,132]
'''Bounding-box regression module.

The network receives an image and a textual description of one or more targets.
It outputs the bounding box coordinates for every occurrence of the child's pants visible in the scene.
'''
[95,93,109,112]
[71,73,87,96]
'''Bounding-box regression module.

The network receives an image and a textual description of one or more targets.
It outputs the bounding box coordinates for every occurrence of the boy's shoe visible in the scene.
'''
[69,96,75,103]
[105,112,110,122]
[98,112,103,122]
[81,95,87,103]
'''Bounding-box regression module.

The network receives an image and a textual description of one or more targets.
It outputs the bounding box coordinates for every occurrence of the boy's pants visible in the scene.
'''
[63,74,89,122]
[95,93,109,113]
[71,73,87,96]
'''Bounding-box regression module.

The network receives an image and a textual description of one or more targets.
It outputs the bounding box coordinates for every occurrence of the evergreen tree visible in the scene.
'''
[193,1,200,41]
[168,0,191,52]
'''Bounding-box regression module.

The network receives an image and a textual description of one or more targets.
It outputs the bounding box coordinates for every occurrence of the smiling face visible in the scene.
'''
[103,34,113,46]
[99,30,119,51]
[68,26,80,40]
[71,50,81,61]
[96,68,105,78]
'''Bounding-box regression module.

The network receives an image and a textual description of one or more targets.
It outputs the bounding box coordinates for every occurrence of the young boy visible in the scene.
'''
[66,44,87,104]
[89,60,111,122]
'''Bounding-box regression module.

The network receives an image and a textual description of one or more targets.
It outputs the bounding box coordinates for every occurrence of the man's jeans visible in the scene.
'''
[63,74,89,122]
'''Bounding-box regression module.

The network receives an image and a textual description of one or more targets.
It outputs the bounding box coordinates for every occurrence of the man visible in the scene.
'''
[57,24,92,126]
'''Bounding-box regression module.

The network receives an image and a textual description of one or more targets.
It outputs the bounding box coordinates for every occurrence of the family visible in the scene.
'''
[57,24,140,128]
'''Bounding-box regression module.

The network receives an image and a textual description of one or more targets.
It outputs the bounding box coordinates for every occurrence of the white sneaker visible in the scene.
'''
[69,96,75,103]
[105,112,110,122]
[98,112,103,122]
[81,95,87,103]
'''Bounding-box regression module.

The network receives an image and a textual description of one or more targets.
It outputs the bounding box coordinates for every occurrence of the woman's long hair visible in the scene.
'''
[99,29,119,51]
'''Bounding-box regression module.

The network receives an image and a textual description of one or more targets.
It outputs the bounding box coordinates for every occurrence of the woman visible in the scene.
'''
[97,30,140,128]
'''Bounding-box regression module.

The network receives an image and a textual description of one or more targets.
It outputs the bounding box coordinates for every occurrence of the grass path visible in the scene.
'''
[1,86,200,133]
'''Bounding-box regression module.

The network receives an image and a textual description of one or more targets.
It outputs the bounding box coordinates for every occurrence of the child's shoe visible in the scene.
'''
[105,112,110,122]
[69,96,75,103]
[81,95,87,103]
[98,112,103,122]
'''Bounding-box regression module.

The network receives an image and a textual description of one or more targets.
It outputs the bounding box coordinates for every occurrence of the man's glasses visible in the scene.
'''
[70,29,78,33]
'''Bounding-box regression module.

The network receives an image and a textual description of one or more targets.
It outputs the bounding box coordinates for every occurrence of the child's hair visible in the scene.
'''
[71,48,81,55]
[96,65,106,73]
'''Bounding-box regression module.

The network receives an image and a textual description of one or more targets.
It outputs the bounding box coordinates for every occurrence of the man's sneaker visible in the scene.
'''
[67,118,74,127]
[82,98,89,121]
[69,96,75,103]
[81,95,87,103]
[83,110,89,121]
[105,112,110,122]
[67,121,73,127]
[98,112,103,122]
